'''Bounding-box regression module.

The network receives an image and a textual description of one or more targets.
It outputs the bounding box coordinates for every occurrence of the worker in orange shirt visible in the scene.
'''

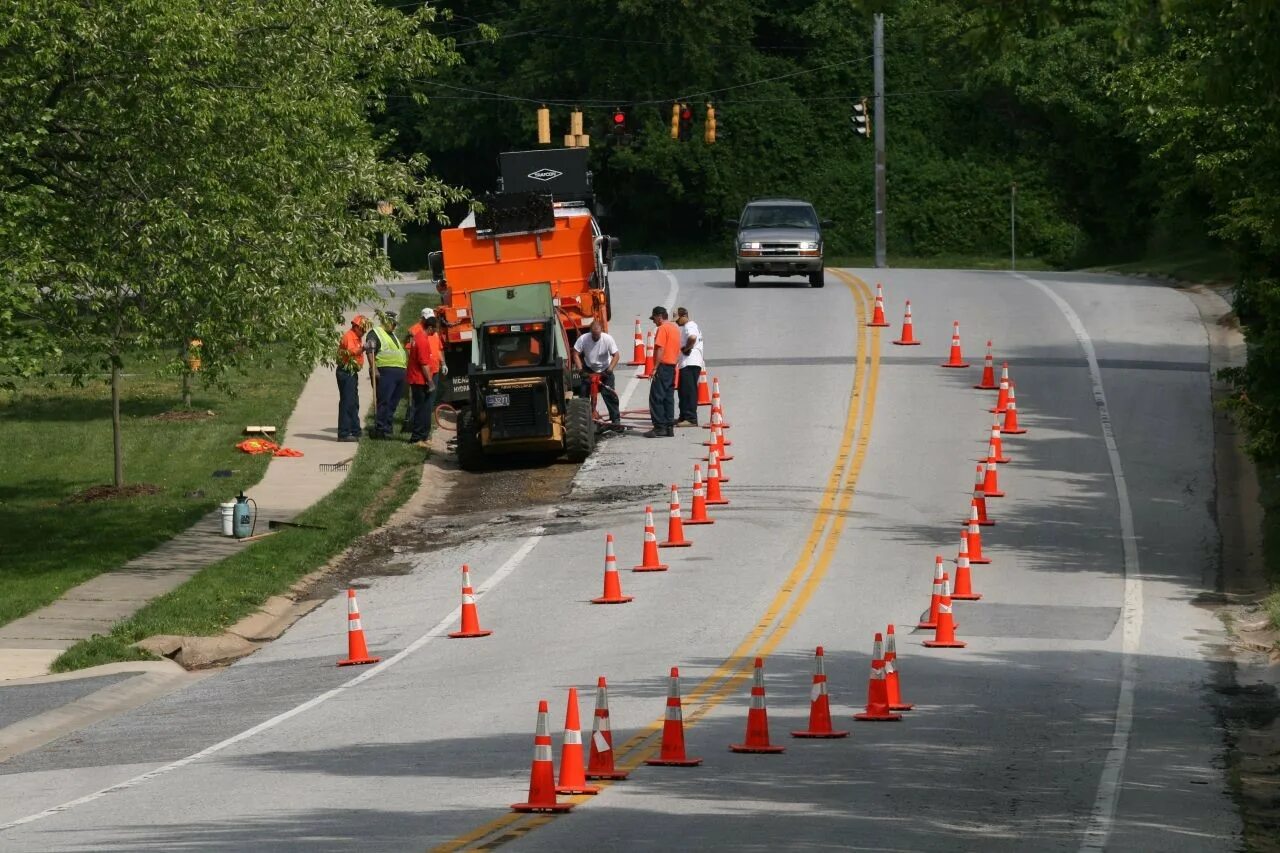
[645,305,680,437]
[336,314,370,442]
[406,312,444,446]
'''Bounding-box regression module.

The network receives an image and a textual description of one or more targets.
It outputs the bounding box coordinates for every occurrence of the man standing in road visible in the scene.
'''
[572,319,622,432]
[364,311,407,439]
[675,306,704,427]
[336,314,370,442]
[405,309,439,448]
[646,306,679,437]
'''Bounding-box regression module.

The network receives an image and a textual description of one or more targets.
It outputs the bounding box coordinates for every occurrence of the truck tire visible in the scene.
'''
[456,409,486,472]
[564,397,595,463]
[810,268,825,288]
[734,269,749,288]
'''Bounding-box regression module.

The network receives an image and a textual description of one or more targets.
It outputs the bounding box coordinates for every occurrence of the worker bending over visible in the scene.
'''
[572,319,622,432]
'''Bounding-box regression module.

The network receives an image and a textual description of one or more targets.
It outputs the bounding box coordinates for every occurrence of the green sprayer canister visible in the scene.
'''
[233,491,257,539]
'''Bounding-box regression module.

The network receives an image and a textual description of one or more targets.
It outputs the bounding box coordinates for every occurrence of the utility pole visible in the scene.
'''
[1010,182,1017,272]
[873,13,887,269]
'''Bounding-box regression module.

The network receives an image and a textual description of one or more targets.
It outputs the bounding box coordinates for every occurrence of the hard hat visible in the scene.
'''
[421,307,435,320]
[351,314,366,327]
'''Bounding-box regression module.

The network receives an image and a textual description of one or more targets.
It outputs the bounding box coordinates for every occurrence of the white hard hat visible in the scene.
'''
[421,307,434,320]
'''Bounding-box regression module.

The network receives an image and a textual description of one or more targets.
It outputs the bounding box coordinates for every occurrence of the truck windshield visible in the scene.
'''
[489,333,545,368]
[740,205,818,229]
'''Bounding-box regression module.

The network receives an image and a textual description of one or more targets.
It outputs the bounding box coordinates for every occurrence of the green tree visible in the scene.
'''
[0,0,464,486]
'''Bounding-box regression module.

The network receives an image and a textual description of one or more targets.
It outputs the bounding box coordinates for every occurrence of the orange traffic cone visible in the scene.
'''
[1001,383,1027,435]
[686,464,715,525]
[990,363,1011,413]
[923,578,966,648]
[893,300,920,346]
[696,369,711,406]
[447,564,493,638]
[556,687,600,795]
[511,700,574,813]
[586,676,628,780]
[868,282,891,327]
[706,451,730,505]
[965,506,990,565]
[941,320,969,368]
[632,505,669,572]
[982,453,1004,498]
[710,378,732,428]
[987,419,1010,464]
[628,318,645,366]
[970,465,995,525]
[952,531,982,601]
[703,418,734,463]
[659,485,692,548]
[703,394,722,430]
[702,408,732,447]
[637,330,654,379]
[975,340,998,389]
[645,667,703,766]
[791,646,849,738]
[592,534,633,604]
[884,625,914,711]
[855,634,902,721]
[336,588,381,667]
[917,557,945,629]
[730,657,786,753]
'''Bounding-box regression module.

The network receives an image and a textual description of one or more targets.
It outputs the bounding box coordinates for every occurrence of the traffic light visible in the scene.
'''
[851,97,870,138]
[670,103,680,139]
[610,107,628,142]
[678,104,694,142]
[704,103,716,144]
[536,105,550,145]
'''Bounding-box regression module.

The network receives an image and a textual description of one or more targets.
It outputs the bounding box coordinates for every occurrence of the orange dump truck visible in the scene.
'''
[428,149,617,405]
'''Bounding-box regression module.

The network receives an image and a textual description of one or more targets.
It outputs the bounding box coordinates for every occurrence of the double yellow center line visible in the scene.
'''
[436,269,881,852]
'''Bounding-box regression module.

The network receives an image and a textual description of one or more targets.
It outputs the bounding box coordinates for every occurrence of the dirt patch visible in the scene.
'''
[152,409,217,423]
[359,467,411,527]
[64,483,163,504]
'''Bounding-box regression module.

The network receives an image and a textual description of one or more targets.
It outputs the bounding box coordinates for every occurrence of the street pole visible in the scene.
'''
[1010,182,1017,272]
[873,13,887,269]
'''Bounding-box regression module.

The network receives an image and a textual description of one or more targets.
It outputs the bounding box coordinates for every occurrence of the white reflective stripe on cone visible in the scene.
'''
[462,594,476,605]
[593,731,610,752]
[869,667,886,681]
[349,618,362,631]
[534,744,553,761]
[665,705,682,721]
[564,730,582,745]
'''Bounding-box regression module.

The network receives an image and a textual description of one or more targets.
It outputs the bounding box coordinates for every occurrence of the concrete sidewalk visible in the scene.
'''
[0,304,394,681]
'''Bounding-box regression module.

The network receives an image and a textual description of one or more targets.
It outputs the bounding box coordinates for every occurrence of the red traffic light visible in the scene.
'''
[680,108,693,121]
[612,111,626,125]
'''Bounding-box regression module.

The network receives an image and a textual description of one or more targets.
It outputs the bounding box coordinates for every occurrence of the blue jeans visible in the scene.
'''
[649,363,675,430]
[410,383,436,441]
[678,365,701,424]
[336,369,361,438]
[374,367,406,436]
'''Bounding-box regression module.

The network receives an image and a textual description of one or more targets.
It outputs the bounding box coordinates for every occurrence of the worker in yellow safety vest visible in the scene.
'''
[363,311,407,439]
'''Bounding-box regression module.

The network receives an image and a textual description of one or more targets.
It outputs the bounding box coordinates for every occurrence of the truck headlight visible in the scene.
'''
[739,241,762,251]
[798,241,819,251]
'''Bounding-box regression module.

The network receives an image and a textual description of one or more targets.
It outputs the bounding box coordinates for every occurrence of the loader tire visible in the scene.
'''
[456,409,486,472]
[565,397,595,463]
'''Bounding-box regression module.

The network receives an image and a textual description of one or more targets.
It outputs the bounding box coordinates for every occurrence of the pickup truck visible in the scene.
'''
[728,198,832,288]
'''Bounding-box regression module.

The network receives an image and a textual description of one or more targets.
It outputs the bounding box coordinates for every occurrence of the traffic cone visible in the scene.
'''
[923,578,966,648]
[704,391,733,431]
[940,320,969,368]
[632,505,669,572]
[686,464,715,525]
[791,646,849,738]
[705,451,730,505]
[730,657,786,753]
[965,506,990,566]
[974,340,998,389]
[990,363,1011,413]
[696,369,711,406]
[854,634,902,721]
[556,687,600,795]
[637,330,654,379]
[511,700,574,813]
[884,625,914,711]
[591,534,633,604]
[710,378,732,428]
[982,453,1004,498]
[447,564,492,638]
[987,419,1010,464]
[1001,383,1027,435]
[917,557,945,629]
[970,466,995,525]
[952,531,982,601]
[892,300,920,346]
[586,677,628,780]
[628,318,645,365]
[336,588,381,667]
[868,282,890,327]
[645,667,703,766]
[659,485,692,548]
[703,413,733,462]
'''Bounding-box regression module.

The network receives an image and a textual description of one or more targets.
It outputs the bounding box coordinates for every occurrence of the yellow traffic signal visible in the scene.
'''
[704,103,716,144]
[537,105,550,145]
[670,103,680,139]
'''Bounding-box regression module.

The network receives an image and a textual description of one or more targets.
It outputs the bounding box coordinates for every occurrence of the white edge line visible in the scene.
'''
[1016,273,1142,852]
[0,528,547,833]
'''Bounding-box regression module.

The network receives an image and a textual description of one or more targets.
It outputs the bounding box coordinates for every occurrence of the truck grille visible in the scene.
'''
[759,243,803,255]
[488,382,552,440]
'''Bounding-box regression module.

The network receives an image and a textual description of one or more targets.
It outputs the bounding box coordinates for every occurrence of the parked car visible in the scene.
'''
[610,253,664,271]
[728,198,831,288]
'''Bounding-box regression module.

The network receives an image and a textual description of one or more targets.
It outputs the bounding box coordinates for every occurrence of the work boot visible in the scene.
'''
[643,428,661,438]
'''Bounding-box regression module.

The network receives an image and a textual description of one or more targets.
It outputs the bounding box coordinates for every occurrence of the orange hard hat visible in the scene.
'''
[352,314,367,327]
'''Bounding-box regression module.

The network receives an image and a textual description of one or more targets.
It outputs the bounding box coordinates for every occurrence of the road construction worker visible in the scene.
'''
[645,306,679,437]
[675,306,704,427]
[406,312,445,447]
[336,314,370,442]
[364,311,407,439]
[572,319,621,431]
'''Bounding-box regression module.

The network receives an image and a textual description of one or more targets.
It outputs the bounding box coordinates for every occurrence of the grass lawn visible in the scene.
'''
[0,353,307,628]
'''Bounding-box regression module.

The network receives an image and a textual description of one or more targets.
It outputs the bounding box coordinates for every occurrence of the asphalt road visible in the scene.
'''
[0,267,1239,851]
